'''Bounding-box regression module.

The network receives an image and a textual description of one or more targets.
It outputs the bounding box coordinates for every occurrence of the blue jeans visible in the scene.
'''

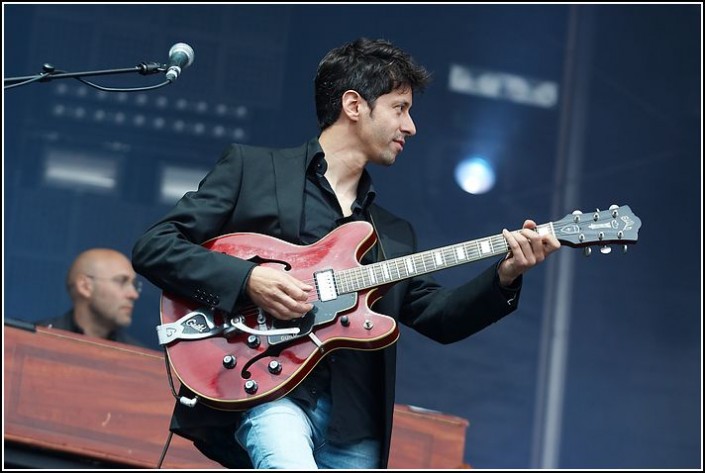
[234,392,381,469]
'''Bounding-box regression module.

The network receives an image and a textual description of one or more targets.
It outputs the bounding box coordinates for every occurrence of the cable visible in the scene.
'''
[3,72,51,90]
[156,430,174,469]
[74,76,171,92]
[156,346,186,469]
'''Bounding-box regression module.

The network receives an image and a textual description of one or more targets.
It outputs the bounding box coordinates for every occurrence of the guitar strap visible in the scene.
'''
[367,207,389,263]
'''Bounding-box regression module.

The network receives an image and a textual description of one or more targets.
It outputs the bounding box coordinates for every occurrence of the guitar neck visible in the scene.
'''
[335,222,556,294]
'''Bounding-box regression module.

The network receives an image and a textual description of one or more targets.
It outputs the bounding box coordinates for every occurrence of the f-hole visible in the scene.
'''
[248,255,292,271]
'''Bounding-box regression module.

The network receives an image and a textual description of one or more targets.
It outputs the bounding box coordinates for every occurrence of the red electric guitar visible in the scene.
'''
[157,205,641,411]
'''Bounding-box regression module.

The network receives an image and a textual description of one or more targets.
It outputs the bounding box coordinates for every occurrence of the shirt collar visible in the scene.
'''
[356,168,377,212]
[306,138,376,211]
[305,137,325,173]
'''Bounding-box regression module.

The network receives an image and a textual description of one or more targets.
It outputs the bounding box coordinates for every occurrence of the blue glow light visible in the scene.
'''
[454,157,496,194]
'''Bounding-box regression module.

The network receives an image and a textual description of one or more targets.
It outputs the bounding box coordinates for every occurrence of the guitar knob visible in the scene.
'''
[268,360,282,374]
[340,315,350,327]
[244,379,258,394]
[222,354,237,369]
[247,335,260,349]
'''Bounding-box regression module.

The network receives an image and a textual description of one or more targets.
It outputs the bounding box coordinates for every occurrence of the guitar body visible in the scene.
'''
[161,221,400,411]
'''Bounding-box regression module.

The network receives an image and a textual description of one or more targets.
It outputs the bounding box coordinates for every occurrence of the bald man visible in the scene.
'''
[37,248,143,345]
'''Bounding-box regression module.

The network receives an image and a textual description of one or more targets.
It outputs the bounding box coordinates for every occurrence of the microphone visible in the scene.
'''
[165,43,194,82]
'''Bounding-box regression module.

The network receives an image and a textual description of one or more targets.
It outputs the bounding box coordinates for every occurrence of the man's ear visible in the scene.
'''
[74,275,94,298]
[341,90,365,122]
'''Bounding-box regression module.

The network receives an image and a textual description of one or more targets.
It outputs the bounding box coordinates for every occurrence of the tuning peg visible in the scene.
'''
[593,210,600,221]
[583,247,592,257]
[609,204,619,217]
[622,245,628,254]
[600,246,612,254]
[572,210,583,223]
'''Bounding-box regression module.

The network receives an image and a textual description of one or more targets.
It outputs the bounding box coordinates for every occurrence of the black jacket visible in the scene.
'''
[132,138,520,468]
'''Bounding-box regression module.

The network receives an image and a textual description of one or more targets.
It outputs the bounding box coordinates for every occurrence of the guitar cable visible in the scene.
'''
[156,431,173,469]
[156,346,188,468]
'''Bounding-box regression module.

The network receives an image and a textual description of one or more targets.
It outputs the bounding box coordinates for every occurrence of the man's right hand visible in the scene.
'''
[245,266,314,320]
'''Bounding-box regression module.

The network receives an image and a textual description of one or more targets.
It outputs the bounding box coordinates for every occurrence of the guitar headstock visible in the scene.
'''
[553,205,641,255]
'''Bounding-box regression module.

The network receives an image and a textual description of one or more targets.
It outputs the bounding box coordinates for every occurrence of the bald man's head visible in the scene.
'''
[67,248,134,297]
[66,248,140,338]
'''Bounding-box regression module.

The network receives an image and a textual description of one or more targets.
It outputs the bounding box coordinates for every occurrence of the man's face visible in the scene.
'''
[359,87,417,166]
[87,260,140,330]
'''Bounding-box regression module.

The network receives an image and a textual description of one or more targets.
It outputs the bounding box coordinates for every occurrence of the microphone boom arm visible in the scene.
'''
[4,62,167,90]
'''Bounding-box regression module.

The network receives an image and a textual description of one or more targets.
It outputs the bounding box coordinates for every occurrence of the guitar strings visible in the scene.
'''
[237,224,565,319]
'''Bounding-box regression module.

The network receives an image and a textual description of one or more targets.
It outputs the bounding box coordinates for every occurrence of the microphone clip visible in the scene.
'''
[138,62,166,75]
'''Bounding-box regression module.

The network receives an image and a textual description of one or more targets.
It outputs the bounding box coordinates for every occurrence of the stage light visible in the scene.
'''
[454,157,495,195]
[43,149,117,192]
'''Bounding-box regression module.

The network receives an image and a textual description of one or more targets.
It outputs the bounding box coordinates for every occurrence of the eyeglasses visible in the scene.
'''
[85,275,143,293]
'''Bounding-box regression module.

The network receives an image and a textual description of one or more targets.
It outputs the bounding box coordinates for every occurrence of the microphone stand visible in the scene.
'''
[4,62,172,92]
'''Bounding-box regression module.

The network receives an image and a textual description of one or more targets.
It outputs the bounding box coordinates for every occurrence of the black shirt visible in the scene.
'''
[287,142,384,444]
[36,310,144,346]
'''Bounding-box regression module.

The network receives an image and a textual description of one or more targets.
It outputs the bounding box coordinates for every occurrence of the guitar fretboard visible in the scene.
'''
[334,223,555,294]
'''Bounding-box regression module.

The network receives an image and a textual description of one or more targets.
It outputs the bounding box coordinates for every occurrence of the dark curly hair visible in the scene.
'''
[314,38,432,131]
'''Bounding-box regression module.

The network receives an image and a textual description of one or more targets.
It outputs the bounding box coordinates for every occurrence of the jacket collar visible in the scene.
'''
[273,138,321,241]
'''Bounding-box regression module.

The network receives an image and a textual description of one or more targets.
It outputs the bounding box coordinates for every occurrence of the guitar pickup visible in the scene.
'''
[314,269,338,302]
[156,308,223,345]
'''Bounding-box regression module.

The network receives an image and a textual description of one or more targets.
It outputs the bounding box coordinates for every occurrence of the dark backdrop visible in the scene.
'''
[3,4,701,469]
